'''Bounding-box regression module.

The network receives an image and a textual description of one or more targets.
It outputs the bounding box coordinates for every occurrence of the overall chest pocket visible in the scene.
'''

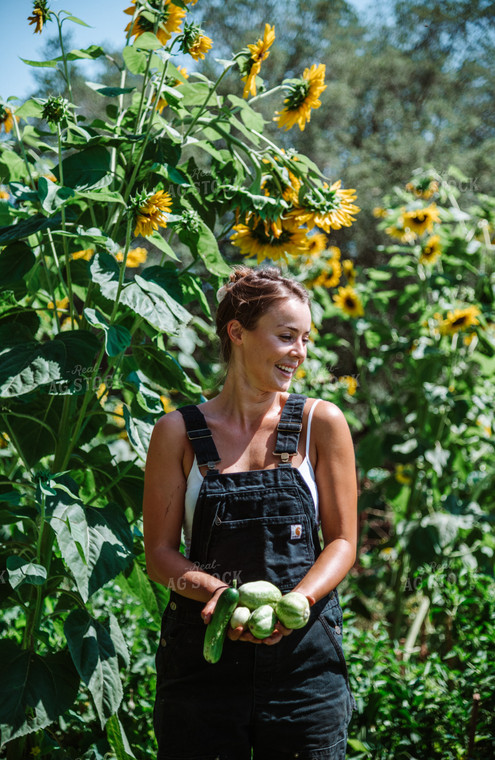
[206,512,315,591]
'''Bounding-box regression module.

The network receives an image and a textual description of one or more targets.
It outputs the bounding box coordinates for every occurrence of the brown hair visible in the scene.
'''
[215,266,310,363]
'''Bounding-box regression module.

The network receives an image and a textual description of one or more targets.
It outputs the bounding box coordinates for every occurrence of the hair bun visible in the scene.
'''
[228,265,251,284]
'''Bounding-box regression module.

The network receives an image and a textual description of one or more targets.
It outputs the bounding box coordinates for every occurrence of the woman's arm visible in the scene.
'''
[143,411,230,614]
[291,400,358,604]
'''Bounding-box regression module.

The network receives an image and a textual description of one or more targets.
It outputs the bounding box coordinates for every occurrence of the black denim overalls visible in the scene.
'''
[154,394,357,760]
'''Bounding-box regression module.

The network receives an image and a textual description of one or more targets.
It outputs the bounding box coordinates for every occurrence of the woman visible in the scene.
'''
[143,266,358,760]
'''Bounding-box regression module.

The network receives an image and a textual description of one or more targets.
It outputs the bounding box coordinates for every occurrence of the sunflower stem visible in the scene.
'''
[57,124,75,327]
[247,84,285,105]
[56,13,74,106]
[182,67,231,141]
[111,58,170,240]
[46,228,70,303]
[110,216,133,325]
[11,112,36,191]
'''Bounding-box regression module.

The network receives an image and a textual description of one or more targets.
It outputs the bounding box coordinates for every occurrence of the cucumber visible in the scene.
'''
[203,586,239,664]
[238,580,282,610]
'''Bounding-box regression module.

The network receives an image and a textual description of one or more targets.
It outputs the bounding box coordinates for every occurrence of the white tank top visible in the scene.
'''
[182,400,321,557]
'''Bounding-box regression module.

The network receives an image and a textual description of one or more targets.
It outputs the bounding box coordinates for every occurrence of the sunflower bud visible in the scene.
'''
[41,96,71,125]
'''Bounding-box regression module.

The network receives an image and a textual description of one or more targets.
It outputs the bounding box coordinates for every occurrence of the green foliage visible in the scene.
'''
[0,1,358,756]
[1,2,494,757]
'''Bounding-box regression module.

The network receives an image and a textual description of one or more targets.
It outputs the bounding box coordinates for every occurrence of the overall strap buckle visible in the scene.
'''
[178,405,221,468]
[273,393,306,465]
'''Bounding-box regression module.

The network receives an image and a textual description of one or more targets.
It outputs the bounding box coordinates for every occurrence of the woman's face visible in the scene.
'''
[230,297,311,391]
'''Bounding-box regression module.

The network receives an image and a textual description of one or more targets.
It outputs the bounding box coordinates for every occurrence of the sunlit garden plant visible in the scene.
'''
[0,1,361,756]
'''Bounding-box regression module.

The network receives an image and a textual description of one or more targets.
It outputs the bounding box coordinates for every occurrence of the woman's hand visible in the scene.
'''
[200,584,230,625]
[227,619,293,645]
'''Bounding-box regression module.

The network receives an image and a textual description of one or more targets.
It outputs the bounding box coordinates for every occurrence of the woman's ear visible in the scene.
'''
[227,319,243,347]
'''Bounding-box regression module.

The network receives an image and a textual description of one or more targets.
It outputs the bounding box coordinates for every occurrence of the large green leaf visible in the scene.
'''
[45,484,89,583]
[0,340,65,398]
[38,177,75,214]
[0,214,64,245]
[132,32,163,50]
[135,268,192,325]
[54,145,112,191]
[64,609,123,727]
[84,307,132,357]
[0,241,35,298]
[120,281,185,334]
[20,45,105,68]
[91,253,188,334]
[178,217,230,277]
[106,713,136,760]
[89,251,120,299]
[134,345,202,400]
[124,370,164,414]
[122,406,154,461]
[117,561,161,625]
[46,483,133,601]
[0,150,27,182]
[0,331,100,397]
[122,46,147,75]
[6,556,47,589]
[1,395,61,466]
[0,642,79,742]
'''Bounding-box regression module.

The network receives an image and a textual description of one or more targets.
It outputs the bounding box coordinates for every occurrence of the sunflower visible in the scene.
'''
[373,207,388,218]
[125,0,186,46]
[116,247,148,267]
[274,63,327,131]
[187,33,212,60]
[438,306,481,335]
[305,232,327,258]
[133,189,173,237]
[241,24,275,99]
[71,248,95,261]
[261,164,301,206]
[160,395,176,413]
[339,375,358,396]
[0,188,10,200]
[402,204,441,236]
[310,258,342,289]
[405,179,439,200]
[47,296,70,320]
[395,464,413,485]
[112,403,126,429]
[333,286,364,318]
[28,1,51,33]
[384,223,416,244]
[179,21,213,60]
[420,234,442,265]
[231,216,308,264]
[153,66,189,111]
[289,181,360,232]
[342,259,356,285]
[0,106,18,134]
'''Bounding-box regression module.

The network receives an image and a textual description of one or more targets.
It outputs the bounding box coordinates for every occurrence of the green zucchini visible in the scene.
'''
[203,586,240,664]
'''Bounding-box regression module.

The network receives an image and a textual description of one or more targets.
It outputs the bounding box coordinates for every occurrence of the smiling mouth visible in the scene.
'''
[275,364,297,376]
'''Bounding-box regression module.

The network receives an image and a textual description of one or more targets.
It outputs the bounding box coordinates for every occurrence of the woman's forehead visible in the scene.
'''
[261,298,311,328]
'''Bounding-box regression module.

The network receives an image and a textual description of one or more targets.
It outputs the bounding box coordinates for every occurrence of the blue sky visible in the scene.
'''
[2,0,374,103]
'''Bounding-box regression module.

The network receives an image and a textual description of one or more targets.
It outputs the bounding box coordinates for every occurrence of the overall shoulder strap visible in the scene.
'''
[273,393,307,464]
[177,405,221,470]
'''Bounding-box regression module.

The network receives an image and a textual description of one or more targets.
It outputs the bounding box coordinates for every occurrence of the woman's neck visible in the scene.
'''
[206,373,287,432]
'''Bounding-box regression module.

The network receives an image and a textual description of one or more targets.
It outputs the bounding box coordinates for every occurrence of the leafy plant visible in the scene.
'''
[0,1,359,756]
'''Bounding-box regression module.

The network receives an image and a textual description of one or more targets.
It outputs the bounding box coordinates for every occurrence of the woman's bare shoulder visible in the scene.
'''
[148,410,188,459]
[307,398,352,441]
